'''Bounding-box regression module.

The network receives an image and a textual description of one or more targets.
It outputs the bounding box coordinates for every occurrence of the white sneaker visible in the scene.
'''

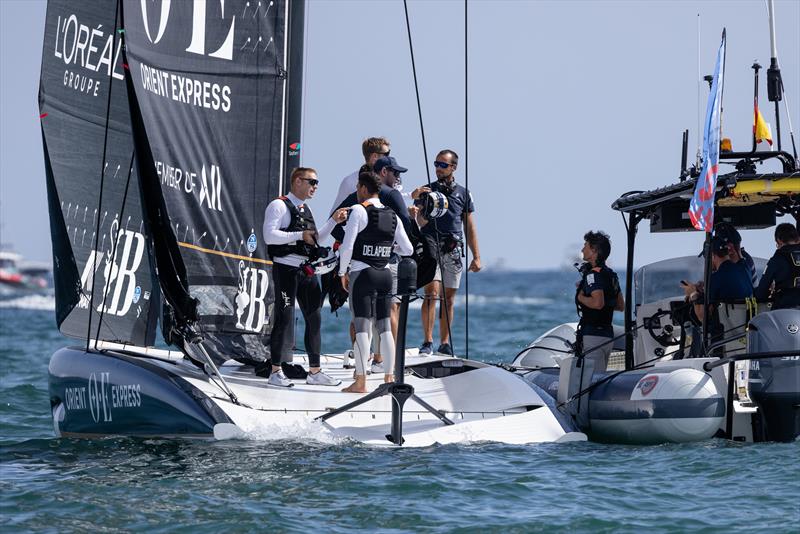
[370,360,385,374]
[306,370,342,386]
[268,370,294,387]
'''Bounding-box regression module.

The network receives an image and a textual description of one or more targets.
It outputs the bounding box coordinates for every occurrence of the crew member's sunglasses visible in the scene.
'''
[433,161,453,169]
[374,149,391,156]
[300,178,319,186]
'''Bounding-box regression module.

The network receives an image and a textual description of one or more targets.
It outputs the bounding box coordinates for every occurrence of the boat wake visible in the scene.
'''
[213,419,348,445]
[0,294,56,311]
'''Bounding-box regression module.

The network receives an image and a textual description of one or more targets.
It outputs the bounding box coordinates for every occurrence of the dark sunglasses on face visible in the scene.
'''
[433,161,452,169]
[300,178,319,186]
[374,149,391,156]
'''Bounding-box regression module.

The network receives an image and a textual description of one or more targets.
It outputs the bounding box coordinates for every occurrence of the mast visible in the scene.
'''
[283,0,306,193]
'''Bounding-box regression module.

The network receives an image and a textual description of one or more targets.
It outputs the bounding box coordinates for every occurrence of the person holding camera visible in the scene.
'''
[410,149,480,356]
[338,171,413,392]
[575,231,624,372]
[261,167,348,387]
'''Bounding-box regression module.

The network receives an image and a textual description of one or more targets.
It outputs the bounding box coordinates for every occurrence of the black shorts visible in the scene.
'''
[350,267,393,320]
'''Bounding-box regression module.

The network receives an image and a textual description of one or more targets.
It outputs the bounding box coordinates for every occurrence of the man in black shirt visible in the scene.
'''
[410,149,481,356]
[755,222,800,309]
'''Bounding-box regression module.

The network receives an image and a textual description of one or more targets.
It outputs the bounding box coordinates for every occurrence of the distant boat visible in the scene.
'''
[0,251,52,299]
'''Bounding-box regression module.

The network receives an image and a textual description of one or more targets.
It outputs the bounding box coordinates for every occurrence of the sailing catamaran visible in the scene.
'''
[39,0,585,445]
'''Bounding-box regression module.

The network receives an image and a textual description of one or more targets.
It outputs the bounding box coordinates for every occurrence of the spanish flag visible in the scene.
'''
[754,106,773,147]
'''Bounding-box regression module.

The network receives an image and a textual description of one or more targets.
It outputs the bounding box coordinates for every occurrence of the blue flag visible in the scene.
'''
[689,30,726,232]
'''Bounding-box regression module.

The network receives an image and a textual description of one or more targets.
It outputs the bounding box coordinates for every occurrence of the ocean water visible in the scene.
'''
[1,271,798,533]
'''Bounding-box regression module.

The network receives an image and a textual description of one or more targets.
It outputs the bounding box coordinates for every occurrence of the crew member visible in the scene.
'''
[682,234,753,345]
[575,231,624,372]
[337,171,413,393]
[754,222,800,309]
[714,222,757,286]
[329,137,391,216]
[261,167,348,387]
[330,155,414,373]
[410,149,480,356]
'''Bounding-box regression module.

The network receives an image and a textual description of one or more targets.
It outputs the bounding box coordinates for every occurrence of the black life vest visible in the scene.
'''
[352,203,397,269]
[773,243,800,306]
[576,265,620,328]
[266,197,317,259]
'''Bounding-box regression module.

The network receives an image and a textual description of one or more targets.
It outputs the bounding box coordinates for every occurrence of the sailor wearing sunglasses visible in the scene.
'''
[261,167,348,387]
[410,149,481,356]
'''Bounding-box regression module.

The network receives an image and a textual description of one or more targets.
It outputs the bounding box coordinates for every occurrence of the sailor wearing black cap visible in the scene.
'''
[683,234,753,343]
[261,167,348,387]
[754,223,800,309]
[714,222,757,286]
[338,171,413,393]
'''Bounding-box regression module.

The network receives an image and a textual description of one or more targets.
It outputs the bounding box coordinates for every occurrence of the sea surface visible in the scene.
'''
[1,271,798,533]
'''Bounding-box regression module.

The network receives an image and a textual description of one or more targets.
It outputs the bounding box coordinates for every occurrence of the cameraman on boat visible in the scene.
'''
[410,149,481,356]
[575,231,624,372]
[754,222,800,309]
[260,167,349,387]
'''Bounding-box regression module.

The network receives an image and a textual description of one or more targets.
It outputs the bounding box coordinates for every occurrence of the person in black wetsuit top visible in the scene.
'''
[755,222,800,309]
[337,171,413,393]
[261,167,348,387]
[575,231,624,372]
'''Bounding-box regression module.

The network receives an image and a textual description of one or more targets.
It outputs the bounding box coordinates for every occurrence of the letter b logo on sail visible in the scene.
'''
[235,263,269,332]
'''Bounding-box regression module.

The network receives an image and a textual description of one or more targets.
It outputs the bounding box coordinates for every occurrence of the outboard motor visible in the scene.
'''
[747,309,800,442]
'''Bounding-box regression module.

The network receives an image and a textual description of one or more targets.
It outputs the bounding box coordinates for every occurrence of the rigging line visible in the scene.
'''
[86,0,121,351]
[93,150,136,346]
[464,0,469,360]
[402,0,455,356]
[300,0,310,167]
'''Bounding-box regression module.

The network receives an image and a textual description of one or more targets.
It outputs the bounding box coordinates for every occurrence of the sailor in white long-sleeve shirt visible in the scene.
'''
[261,167,347,387]
[328,136,391,217]
[337,171,413,393]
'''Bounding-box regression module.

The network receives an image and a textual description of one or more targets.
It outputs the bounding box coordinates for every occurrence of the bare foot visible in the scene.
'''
[342,375,367,393]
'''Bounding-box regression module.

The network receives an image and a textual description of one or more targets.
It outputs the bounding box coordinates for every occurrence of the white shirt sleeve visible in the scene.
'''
[329,172,357,216]
[337,204,367,276]
[263,199,303,245]
[316,216,336,242]
[393,218,413,257]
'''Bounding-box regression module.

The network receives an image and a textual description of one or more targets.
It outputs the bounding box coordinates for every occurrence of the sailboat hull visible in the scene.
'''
[47,347,586,446]
[49,348,231,438]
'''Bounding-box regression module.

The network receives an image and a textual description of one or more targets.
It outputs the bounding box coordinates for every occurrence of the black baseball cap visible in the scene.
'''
[699,234,732,257]
[714,222,742,245]
[374,156,408,174]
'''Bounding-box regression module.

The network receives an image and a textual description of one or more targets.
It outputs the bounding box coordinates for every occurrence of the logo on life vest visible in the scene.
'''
[638,375,659,396]
[788,324,799,334]
[361,245,391,258]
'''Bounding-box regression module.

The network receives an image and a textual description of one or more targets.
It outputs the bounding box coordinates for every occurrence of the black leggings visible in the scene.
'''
[270,262,322,367]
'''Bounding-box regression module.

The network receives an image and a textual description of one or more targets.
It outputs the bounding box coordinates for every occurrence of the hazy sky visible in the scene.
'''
[1,0,799,270]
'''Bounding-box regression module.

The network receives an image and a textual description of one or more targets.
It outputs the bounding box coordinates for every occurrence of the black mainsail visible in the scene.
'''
[39,0,158,345]
[121,0,300,363]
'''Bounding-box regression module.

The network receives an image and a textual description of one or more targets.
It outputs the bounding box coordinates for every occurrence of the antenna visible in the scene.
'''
[765,0,783,151]
[696,13,702,168]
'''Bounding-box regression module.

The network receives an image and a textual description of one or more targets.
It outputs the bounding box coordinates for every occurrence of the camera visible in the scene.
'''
[416,191,449,219]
